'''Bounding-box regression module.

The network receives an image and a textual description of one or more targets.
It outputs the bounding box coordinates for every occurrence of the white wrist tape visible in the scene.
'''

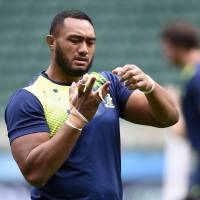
[65,121,82,132]
[143,75,155,94]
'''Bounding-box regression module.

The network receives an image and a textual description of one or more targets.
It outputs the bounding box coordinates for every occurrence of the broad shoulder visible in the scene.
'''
[5,88,43,119]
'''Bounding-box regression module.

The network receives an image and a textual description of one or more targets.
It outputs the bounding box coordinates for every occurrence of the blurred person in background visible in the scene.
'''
[162,21,200,200]
[4,10,178,200]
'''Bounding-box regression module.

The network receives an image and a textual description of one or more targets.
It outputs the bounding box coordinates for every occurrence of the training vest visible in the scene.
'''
[24,72,107,137]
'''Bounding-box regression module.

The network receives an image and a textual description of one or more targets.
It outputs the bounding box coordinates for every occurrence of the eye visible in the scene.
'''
[69,38,81,44]
[68,36,83,44]
[87,40,95,46]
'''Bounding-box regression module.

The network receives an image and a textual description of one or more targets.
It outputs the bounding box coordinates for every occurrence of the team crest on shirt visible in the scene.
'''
[104,94,115,108]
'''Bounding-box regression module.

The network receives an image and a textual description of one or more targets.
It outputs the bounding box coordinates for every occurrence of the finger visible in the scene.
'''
[77,74,90,94]
[113,65,131,77]
[119,65,138,77]
[134,80,147,91]
[128,79,152,92]
[99,81,110,97]
[84,76,96,93]
[124,74,144,87]
[127,83,139,90]
[136,81,146,88]
[114,64,139,79]
[136,80,150,92]
[112,65,132,77]
[69,82,78,105]
[120,69,141,82]
[94,81,110,103]
[112,67,122,75]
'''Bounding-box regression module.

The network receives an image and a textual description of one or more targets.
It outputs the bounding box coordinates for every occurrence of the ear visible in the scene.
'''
[46,35,55,50]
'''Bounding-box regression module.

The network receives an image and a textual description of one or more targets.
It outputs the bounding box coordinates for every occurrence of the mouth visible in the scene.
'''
[73,57,89,66]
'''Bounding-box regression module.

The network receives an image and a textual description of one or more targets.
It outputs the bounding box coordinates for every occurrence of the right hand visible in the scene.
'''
[69,74,110,121]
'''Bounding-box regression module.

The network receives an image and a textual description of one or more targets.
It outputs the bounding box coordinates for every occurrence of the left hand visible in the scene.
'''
[69,74,110,121]
[112,64,154,93]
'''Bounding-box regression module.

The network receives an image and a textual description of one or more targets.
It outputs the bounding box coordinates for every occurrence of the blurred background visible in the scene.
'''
[0,0,200,199]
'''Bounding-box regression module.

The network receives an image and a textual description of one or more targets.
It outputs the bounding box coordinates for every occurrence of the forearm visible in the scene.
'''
[113,64,178,127]
[145,82,179,127]
[24,124,81,187]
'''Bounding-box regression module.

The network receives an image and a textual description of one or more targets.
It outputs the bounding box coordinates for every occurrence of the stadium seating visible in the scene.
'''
[0,0,200,114]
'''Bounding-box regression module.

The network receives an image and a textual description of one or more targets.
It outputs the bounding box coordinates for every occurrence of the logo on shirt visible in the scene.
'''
[104,94,115,108]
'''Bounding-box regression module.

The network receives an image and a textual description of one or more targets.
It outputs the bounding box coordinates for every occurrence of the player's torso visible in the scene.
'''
[28,72,122,199]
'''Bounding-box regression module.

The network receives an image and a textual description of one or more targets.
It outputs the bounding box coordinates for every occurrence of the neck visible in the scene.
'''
[182,49,200,66]
[46,61,81,85]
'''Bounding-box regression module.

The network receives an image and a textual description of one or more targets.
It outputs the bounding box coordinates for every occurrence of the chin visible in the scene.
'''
[69,68,89,77]
[70,59,93,76]
[73,65,87,69]
[74,66,88,72]
[74,63,91,71]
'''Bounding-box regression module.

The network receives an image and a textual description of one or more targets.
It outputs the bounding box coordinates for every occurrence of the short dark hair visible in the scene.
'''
[49,10,94,36]
[161,21,199,49]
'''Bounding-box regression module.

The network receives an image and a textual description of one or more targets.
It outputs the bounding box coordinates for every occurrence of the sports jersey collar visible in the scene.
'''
[41,71,73,86]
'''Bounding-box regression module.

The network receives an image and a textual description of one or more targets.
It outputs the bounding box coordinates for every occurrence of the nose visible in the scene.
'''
[78,41,88,56]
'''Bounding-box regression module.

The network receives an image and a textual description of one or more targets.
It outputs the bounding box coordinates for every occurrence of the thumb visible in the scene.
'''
[95,81,110,103]
[112,67,122,75]
[69,82,78,104]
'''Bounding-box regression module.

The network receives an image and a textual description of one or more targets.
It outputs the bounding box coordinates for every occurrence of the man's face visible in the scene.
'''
[162,40,183,66]
[54,18,96,77]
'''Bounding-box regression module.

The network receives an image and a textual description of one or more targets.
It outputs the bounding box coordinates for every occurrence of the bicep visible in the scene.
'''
[5,90,50,173]
[11,132,49,174]
[5,90,50,142]
[123,90,160,126]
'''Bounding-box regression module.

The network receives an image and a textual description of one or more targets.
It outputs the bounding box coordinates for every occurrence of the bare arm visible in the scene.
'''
[11,127,80,187]
[124,84,179,127]
[113,65,179,127]
[11,76,110,187]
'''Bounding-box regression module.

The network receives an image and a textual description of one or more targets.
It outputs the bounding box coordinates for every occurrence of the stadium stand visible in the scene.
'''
[0,0,200,199]
[1,0,200,116]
